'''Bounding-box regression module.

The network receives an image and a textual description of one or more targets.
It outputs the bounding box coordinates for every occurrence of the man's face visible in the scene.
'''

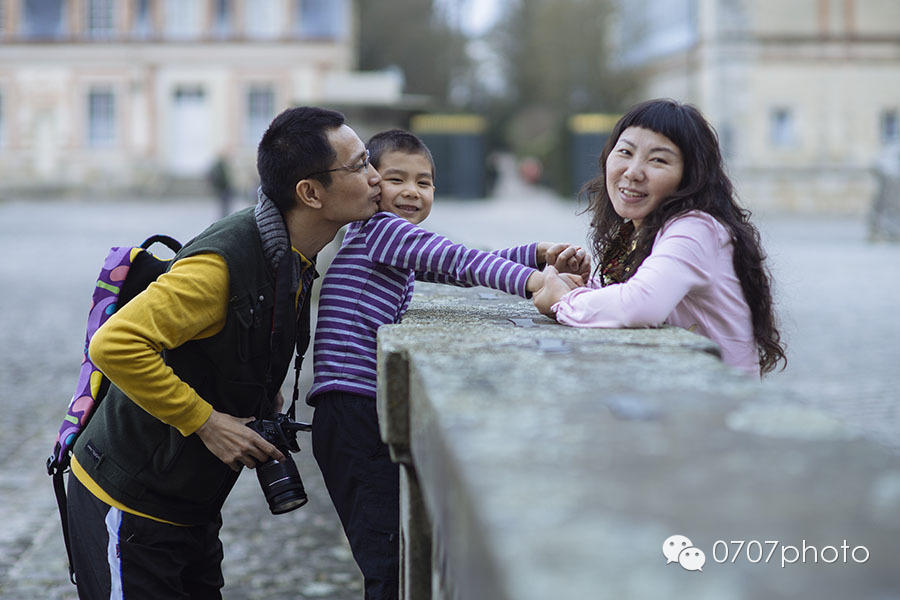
[317,125,382,225]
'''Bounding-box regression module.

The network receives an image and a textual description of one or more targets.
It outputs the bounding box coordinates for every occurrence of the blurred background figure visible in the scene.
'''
[207,154,233,217]
[870,143,900,242]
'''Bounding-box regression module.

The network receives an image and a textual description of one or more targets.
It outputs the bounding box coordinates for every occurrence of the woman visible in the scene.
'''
[535,99,785,376]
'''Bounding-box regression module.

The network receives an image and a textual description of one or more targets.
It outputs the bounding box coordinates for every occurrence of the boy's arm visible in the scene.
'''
[416,242,539,286]
[365,212,537,297]
[493,243,540,268]
[416,242,589,286]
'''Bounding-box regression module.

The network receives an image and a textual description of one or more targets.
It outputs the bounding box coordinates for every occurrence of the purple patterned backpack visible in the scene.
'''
[47,234,181,583]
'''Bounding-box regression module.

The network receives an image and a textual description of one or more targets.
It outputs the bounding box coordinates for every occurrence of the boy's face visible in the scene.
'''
[376,150,434,225]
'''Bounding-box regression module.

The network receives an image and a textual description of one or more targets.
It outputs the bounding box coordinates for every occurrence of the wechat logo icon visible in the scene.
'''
[663,534,706,572]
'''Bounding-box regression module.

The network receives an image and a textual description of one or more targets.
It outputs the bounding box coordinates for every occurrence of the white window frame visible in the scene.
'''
[132,0,153,38]
[22,0,66,39]
[213,0,232,38]
[245,0,280,39]
[769,107,797,148]
[86,0,115,39]
[296,0,346,38]
[245,85,275,146]
[88,87,116,148]
[164,0,201,40]
[881,109,899,145]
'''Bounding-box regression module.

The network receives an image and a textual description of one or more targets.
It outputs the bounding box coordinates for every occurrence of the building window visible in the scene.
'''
[164,0,201,39]
[213,0,232,38]
[86,0,115,39]
[770,107,796,148]
[88,88,116,147]
[246,86,275,145]
[882,110,899,145]
[245,0,280,39]
[132,0,153,38]
[22,0,66,40]
[296,0,346,38]
[719,123,735,160]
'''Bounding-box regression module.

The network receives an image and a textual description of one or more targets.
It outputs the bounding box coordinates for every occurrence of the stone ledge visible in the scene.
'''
[377,283,900,600]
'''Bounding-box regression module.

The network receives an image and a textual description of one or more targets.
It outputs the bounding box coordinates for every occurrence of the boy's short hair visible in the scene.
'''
[367,129,435,178]
[257,106,345,213]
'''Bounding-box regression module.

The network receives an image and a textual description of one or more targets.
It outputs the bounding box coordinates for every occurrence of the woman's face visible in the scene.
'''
[605,126,684,229]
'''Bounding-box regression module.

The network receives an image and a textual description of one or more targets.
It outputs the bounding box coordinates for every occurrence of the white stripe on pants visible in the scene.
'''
[104,507,124,600]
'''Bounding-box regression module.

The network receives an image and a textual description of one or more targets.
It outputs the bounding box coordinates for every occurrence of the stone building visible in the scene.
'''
[612,0,900,214]
[0,0,402,194]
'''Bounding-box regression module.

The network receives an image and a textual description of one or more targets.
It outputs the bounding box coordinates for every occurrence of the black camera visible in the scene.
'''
[246,413,312,515]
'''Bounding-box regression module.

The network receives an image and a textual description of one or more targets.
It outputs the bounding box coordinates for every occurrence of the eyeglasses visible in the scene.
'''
[304,149,370,180]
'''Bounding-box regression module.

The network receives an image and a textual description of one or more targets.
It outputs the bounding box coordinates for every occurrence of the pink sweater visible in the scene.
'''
[552,211,759,376]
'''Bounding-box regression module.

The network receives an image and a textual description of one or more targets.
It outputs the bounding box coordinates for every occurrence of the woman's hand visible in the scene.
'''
[532,265,584,316]
[540,243,591,279]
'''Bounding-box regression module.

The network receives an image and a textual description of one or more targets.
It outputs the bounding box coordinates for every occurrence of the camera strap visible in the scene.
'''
[287,291,311,421]
[269,248,314,421]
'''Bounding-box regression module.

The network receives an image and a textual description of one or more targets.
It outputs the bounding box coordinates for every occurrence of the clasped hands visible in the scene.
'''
[526,242,591,317]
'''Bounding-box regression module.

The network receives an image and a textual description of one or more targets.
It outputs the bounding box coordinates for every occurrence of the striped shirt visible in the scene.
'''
[309,211,538,400]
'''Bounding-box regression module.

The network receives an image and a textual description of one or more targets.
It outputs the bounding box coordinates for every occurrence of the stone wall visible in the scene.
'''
[377,283,900,599]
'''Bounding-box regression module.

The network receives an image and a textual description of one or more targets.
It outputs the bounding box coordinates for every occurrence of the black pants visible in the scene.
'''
[311,391,400,600]
[66,474,224,599]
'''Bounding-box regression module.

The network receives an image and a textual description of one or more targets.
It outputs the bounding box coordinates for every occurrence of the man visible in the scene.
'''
[65,107,381,599]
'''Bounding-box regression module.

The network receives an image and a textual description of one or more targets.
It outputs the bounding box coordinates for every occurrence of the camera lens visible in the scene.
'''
[255,455,308,514]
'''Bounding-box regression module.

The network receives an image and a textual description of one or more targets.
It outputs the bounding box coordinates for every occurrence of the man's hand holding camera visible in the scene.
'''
[195,409,285,472]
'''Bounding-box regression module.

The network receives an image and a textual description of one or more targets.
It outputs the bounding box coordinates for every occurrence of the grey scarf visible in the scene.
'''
[254,187,301,293]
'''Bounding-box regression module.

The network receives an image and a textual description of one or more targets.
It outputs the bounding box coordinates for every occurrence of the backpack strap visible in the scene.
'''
[50,467,76,583]
[141,234,182,253]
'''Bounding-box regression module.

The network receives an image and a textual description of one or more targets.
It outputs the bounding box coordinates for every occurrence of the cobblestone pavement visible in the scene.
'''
[1,191,898,599]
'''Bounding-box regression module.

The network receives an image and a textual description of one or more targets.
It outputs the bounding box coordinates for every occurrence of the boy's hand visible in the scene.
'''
[525,270,545,295]
[532,265,583,316]
[539,243,591,278]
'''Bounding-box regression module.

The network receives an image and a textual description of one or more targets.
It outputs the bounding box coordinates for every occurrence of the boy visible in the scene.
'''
[308,130,586,599]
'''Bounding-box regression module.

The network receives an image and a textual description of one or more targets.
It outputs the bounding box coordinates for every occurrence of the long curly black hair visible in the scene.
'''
[580,99,786,374]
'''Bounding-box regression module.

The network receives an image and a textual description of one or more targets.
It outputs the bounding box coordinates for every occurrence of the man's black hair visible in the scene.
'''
[367,129,435,178]
[257,106,346,213]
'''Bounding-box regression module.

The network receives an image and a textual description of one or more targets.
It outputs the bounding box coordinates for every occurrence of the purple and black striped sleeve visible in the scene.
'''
[416,243,539,287]
[365,212,537,298]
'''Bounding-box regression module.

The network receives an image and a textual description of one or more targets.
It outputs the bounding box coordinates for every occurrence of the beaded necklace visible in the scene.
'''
[599,220,638,286]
